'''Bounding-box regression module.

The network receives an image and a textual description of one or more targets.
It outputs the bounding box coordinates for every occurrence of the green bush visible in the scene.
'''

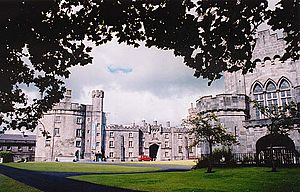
[0,151,14,163]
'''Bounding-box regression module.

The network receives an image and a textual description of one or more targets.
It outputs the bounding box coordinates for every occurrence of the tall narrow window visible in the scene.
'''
[266,82,278,109]
[253,83,264,119]
[279,80,292,106]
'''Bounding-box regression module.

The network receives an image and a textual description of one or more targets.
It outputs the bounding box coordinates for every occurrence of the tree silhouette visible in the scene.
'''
[0,0,298,130]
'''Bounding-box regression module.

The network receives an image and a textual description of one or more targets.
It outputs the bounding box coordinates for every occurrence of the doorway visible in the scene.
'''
[149,144,159,160]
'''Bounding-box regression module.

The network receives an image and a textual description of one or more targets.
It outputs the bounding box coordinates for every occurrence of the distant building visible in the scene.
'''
[188,30,300,155]
[0,133,36,162]
[35,90,106,162]
[105,121,197,162]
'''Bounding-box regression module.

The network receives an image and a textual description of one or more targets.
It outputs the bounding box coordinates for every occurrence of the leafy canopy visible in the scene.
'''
[184,112,236,147]
[0,0,299,130]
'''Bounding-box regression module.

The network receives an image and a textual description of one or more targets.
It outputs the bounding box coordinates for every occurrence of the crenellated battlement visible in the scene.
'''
[196,94,248,113]
[252,29,286,62]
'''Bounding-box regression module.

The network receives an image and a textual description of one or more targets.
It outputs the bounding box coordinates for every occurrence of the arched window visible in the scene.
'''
[253,83,264,119]
[279,80,292,106]
[266,81,278,108]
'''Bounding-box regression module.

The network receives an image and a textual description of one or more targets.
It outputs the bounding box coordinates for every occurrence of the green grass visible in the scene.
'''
[0,174,40,192]
[70,167,300,192]
[3,162,160,173]
[125,160,196,166]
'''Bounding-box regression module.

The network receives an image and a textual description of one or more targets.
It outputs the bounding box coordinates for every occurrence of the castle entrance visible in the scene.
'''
[149,144,159,160]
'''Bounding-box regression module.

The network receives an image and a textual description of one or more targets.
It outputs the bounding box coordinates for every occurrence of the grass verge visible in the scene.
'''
[70,167,300,192]
[125,160,196,166]
[0,174,40,192]
[3,162,160,173]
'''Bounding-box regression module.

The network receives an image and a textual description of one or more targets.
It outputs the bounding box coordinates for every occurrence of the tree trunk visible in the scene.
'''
[270,139,277,172]
[207,142,213,173]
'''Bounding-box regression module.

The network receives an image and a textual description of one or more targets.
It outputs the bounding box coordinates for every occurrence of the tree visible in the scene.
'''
[253,101,300,172]
[0,0,298,130]
[184,112,236,173]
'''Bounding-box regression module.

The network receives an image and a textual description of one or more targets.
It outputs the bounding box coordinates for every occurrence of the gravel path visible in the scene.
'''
[0,163,192,192]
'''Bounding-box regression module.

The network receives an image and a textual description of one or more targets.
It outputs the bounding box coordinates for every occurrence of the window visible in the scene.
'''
[280,80,292,106]
[165,141,169,148]
[28,146,33,151]
[45,140,50,147]
[96,133,100,136]
[18,146,23,151]
[189,147,193,153]
[165,134,169,139]
[55,116,61,122]
[129,141,133,148]
[76,129,81,137]
[54,128,59,136]
[266,82,278,110]
[152,133,157,139]
[76,117,82,124]
[76,141,81,148]
[109,152,114,158]
[253,83,264,119]
[87,130,90,134]
[129,152,133,157]
[109,141,114,148]
[129,133,133,138]
[178,146,183,153]
[165,151,169,157]
[109,132,114,138]
[178,134,182,139]
[7,146,11,151]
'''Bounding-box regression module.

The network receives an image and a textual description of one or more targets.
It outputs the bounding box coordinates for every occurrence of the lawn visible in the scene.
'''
[125,159,196,166]
[3,162,160,173]
[0,174,40,192]
[70,167,300,192]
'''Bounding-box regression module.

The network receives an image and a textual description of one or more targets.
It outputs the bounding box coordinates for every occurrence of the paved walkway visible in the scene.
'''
[0,163,192,192]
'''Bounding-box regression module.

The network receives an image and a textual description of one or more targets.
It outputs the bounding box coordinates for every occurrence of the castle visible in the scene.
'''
[189,29,300,155]
[35,90,194,162]
[35,29,300,162]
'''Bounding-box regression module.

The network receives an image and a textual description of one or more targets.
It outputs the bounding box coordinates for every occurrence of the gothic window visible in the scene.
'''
[253,83,264,119]
[266,82,278,109]
[279,80,292,106]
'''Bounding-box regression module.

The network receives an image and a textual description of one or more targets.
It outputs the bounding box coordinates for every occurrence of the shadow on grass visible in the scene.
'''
[0,165,139,192]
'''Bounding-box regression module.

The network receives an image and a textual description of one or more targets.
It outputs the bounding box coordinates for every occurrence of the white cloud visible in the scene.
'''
[65,39,224,126]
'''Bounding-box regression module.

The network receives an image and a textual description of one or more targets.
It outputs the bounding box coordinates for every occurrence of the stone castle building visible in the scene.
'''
[35,90,106,161]
[36,29,300,162]
[35,90,195,162]
[105,121,197,162]
[188,29,300,155]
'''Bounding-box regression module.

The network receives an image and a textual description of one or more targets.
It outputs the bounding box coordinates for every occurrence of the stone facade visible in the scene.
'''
[189,29,300,154]
[105,121,197,162]
[35,90,105,161]
[0,133,36,162]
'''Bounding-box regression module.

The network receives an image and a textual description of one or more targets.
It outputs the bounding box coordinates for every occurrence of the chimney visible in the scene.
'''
[153,120,158,126]
[166,121,171,127]
[64,89,72,102]
[142,120,146,127]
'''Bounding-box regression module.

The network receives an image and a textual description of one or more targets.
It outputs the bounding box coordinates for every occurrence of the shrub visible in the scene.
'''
[0,151,14,163]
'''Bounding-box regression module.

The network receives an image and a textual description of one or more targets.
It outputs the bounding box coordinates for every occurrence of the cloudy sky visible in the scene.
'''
[65,40,223,127]
[64,0,280,127]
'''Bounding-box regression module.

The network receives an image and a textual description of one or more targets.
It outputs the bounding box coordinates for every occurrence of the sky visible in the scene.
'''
[65,41,224,127]
[63,0,279,127]
[16,0,278,129]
